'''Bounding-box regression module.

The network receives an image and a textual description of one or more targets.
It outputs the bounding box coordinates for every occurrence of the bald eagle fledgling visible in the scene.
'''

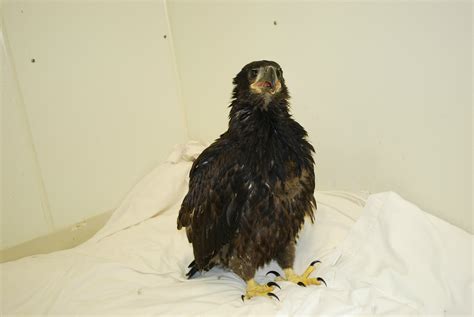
[177,60,325,300]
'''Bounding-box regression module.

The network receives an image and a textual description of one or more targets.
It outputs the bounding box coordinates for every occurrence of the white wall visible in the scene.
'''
[1,0,187,248]
[1,28,52,248]
[168,1,472,232]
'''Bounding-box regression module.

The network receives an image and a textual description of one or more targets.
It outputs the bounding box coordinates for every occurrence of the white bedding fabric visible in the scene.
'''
[2,142,472,316]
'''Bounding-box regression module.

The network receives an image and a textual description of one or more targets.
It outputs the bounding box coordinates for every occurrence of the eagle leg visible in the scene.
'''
[241,279,280,301]
[271,260,327,287]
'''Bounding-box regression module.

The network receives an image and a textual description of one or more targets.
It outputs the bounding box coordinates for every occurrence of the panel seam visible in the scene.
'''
[163,0,190,141]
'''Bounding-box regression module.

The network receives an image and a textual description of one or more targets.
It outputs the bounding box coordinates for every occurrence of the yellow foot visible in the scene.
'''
[267,260,327,287]
[241,279,280,301]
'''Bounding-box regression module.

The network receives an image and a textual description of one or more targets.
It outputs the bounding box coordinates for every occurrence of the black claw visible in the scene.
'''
[317,277,327,287]
[241,295,245,302]
[310,260,321,266]
[267,292,280,301]
[297,281,306,287]
[187,260,196,268]
[267,281,281,289]
[266,270,281,277]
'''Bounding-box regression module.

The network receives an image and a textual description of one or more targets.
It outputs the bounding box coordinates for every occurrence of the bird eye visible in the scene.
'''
[250,68,259,77]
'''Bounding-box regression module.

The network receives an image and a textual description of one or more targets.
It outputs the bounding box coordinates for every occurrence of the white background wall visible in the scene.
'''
[168,0,472,232]
[1,0,187,249]
[1,0,472,250]
[2,28,52,248]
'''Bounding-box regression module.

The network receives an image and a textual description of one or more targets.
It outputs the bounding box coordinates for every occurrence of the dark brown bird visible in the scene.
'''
[177,60,325,300]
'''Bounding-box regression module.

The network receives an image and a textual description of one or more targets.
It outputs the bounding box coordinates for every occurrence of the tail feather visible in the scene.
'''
[186,260,199,279]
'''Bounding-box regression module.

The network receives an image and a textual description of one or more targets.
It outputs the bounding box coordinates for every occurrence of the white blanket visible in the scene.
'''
[2,142,472,316]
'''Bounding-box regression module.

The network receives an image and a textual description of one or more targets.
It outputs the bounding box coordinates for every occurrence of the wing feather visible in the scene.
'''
[178,139,241,270]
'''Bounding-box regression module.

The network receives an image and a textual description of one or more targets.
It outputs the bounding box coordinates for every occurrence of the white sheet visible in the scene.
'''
[1,142,472,316]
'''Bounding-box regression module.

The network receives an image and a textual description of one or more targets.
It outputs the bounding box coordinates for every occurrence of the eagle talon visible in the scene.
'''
[278,266,326,287]
[266,270,281,277]
[267,281,281,289]
[317,277,327,287]
[310,260,321,266]
[243,278,279,301]
[241,295,245,302]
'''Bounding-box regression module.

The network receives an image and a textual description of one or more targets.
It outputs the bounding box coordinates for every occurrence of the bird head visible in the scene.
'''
[232,60,289,108]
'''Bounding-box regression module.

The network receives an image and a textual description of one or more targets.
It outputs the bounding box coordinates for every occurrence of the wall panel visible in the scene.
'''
[1,30,51,248]
[2,0,187,233]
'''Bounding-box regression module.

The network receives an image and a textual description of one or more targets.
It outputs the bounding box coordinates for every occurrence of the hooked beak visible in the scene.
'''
[250,66,281,95]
